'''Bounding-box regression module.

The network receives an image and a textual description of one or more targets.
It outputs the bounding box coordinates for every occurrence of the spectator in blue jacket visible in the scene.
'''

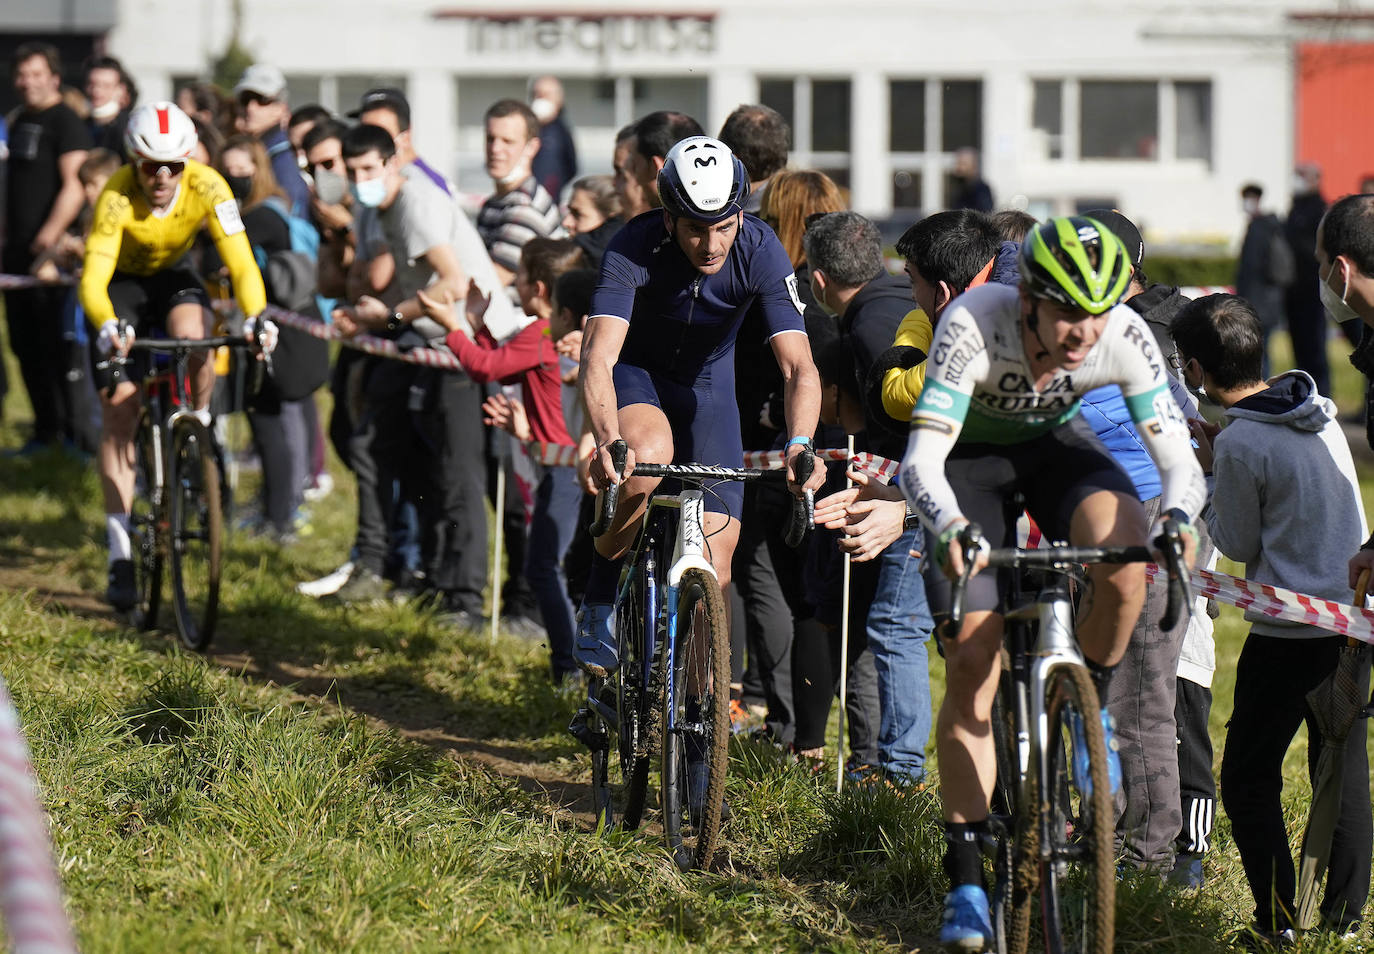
[529,76,577,201]
[234,64,310,218]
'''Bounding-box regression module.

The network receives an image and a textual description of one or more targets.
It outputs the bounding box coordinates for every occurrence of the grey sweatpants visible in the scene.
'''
[1107,497,1213,870]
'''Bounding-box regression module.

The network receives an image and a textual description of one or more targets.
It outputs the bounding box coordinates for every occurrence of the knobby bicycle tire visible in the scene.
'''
[168,418,222,650]
[614,559,655,831]
[132,411,163,632]
[990,668,1036,954]
[1038,664,1114,954]
[661,567,730,871]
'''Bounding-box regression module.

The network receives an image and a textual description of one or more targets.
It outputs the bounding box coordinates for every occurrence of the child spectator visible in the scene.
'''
[1171,293,1371,944]
[419,238,585,681]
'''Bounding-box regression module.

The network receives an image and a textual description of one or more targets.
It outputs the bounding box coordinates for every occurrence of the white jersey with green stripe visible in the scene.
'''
[899,282,1205,536]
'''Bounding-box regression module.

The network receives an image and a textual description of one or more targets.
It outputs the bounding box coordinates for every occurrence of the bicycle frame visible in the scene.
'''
[615,489,716,740]
[1003,575,1088,841]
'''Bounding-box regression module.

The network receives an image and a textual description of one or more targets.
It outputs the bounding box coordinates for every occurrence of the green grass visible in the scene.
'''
[0,330,1372,951]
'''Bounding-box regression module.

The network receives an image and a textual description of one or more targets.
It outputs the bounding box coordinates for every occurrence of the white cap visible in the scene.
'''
[234,64,286,100]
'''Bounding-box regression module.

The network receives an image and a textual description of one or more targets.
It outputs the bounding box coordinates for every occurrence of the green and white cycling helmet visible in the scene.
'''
[1018,215,1132,315]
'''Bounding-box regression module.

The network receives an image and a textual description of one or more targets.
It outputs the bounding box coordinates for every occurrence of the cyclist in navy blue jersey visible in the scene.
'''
[574,136,826,677]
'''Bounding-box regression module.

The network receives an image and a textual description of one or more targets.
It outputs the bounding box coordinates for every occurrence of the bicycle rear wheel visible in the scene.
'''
[167,417,222,650]
[131,412,163,631]
[1037,664,1114,954]
[661,567,730,871]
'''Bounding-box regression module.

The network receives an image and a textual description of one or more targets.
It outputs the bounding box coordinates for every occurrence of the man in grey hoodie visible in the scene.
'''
[1172,293,1371,944]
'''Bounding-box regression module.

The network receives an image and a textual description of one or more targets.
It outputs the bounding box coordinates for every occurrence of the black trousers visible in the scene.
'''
[4,286,69,445]
[1175,676,1216,856]
[1220,632,1372,933]
[418,372,488,614]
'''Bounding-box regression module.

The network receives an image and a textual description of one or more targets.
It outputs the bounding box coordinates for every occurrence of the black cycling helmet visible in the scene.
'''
[1018,216,1132,315]
[657,136,749,224]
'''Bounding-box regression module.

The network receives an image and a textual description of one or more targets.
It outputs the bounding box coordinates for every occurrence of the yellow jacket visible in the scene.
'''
[879,307,934,422]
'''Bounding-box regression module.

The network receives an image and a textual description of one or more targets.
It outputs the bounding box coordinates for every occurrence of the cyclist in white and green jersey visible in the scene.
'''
[898,216,1205,951]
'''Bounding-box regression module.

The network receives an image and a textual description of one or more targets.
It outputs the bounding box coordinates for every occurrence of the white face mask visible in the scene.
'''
[1242,197,1260,216]
[809,274,836,317]
[90,99,121,120]
[314,168,347,205]
[1320,259,1361,324]
[351,176,388,208]
[530,97,557,124]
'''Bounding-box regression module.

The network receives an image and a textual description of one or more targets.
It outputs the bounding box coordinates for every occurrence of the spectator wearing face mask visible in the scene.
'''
[82,55,136,155]
[1235,182,1294,375]
[528,75,577,202]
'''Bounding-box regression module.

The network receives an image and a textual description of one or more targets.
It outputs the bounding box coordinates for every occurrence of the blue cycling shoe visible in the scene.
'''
[940,884,992,951]
[1070,706,1122,800]
[573,602,617,677]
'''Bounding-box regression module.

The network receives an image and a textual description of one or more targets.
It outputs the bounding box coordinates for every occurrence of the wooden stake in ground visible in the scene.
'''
[490,457,506,645]
[836,433,855,793]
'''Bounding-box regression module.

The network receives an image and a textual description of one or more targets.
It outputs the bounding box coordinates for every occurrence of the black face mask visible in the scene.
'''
[225,174,253,201]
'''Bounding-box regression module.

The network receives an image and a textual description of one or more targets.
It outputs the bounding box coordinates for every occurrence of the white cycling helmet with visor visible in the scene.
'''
[124,102,198,165]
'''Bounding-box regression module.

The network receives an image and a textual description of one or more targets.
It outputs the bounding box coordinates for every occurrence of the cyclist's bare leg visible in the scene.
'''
[936,609,1004,822]
[1069,489,1148,667]
[592,402,673,560]
[166,302,213,412]
[99,380,141,515]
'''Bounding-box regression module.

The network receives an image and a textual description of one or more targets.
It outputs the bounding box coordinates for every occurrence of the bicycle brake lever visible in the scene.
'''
[589,439,629,537]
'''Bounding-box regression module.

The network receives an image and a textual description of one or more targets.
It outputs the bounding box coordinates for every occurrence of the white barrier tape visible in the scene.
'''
[521,442,904,481]
[1178,286,1236,299]
[1145,564,1374,643]
[0,677,78,954]
[0,273,75,291]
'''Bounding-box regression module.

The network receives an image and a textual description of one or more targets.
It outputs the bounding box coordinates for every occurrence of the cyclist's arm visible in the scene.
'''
[580,314,629,448]
[202,175,266,318]
[78,185,129,327]
[878,307,934,421]
[1115,312,1207,521]
[897,311,985,535]
[770,329,821,449]
[755,233,821,449]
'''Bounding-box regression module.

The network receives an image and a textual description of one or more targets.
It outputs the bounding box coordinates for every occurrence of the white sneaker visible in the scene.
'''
[296,561,354,597]
[303,472,334,502]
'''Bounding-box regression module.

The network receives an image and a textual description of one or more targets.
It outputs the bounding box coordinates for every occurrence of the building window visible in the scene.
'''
[1080,80,1158,160]
[1036,78,1211,165]
[1031,80,1063,160]
[1175,81,1212,164]
[885,78,985,212]
[760,76,852,183]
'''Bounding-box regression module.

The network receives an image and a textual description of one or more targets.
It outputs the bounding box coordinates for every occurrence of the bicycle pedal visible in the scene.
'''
[567,708,608,751]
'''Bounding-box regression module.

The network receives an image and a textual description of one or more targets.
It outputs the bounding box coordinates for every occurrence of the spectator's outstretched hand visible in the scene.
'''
[331,305,361,338]
[466,284,492,334]
[1349,548,1374,592]
[416,286,462,332]
[815,468,909,563]
[1188,418,1219,473]
[482,393,532,441]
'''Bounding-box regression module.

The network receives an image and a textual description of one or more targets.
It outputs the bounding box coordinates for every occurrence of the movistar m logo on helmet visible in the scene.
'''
[1018,215,1131,315]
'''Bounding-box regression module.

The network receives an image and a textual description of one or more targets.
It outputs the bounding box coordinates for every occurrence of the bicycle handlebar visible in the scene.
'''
[946,521,1193,632]
[587,438,816,546]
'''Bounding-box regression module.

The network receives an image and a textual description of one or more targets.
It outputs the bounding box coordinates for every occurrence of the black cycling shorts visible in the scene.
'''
[924,413,1140,619]
[92,268,210,392]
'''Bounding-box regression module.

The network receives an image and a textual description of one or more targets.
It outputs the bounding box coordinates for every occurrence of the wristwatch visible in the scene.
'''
[385,310,404,333]
[903,505,921,531]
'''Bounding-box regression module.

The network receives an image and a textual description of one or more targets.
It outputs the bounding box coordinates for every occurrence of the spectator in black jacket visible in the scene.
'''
[1286,163,1333,393]
[806,210,935,786]
[1236,182,1295,374]
[529,76,577,201]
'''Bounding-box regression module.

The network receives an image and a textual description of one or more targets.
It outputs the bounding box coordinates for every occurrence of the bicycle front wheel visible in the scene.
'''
[168,417,223,650]
[661,567,730,871]
[1037,664,1114,954]
[131,411,163,631]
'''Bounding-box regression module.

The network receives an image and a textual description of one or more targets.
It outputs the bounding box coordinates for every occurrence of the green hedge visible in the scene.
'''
[1144,255,1236,288]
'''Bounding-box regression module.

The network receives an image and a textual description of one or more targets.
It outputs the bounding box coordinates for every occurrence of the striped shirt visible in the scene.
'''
[476,175,565,273]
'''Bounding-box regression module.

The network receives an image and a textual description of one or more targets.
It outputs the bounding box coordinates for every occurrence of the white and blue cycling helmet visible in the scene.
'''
[657,136,749,224]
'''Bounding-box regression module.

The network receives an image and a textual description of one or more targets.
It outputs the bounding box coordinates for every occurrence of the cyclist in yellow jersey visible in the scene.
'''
[79,101,275,610]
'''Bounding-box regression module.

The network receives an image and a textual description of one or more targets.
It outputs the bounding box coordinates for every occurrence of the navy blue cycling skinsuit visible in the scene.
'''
[589,210,807,516]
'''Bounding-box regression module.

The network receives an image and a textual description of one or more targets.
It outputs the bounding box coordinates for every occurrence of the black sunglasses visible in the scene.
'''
[138,160,185,178]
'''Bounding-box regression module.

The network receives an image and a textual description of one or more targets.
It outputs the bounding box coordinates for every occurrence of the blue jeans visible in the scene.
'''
[526,465,581,678]
[867,524,934,782]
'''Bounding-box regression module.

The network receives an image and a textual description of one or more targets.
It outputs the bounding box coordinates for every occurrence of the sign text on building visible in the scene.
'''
[462,14,716,58]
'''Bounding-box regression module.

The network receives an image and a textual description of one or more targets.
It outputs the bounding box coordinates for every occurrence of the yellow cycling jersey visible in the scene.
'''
[880,307,934,422]
[79,159,266,326]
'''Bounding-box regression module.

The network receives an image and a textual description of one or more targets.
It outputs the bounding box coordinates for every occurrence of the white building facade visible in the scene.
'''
[103,0,1354,243]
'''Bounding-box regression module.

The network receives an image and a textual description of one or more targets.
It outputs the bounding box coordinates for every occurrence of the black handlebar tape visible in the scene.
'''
[588,440,629,538]
[783,449,816,548]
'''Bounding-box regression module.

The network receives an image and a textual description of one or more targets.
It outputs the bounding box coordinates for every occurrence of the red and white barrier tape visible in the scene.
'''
[0,678,78,954]
[521,441,903,481]
[0,274,74,291]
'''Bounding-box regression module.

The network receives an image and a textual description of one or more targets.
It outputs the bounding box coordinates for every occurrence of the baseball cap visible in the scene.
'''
[1081,208,1144,268]
[234,63,287,101]
[347,87,410,126]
